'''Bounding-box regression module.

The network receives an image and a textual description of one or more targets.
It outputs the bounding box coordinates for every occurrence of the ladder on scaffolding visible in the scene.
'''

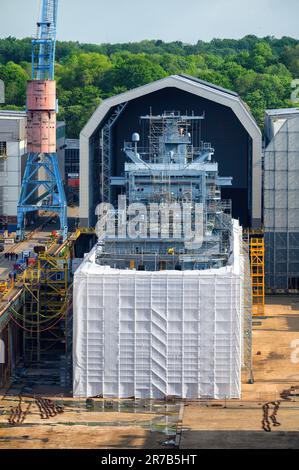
[250,236,265,316]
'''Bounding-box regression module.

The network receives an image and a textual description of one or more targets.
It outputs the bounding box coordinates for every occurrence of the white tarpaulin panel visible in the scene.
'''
[73,220,244,399]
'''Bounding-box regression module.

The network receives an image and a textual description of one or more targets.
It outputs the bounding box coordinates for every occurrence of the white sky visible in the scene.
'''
[0,0,298,43]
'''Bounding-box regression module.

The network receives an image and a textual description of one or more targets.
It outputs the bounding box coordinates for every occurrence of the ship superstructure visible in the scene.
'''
[96,111,233,270]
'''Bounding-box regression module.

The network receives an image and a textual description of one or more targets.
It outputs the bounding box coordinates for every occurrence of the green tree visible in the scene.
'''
[282,44,299,76]
[58,85,101,138]
[57,53,112,89]
[100,54,167,92]
[0,35,298,138]
[0,61,29,106]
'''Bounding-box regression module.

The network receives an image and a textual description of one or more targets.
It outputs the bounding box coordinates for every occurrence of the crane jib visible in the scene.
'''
[32,0,58,81]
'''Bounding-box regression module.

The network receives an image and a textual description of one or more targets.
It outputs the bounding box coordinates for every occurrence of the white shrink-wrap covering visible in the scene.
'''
[73,220,244,399]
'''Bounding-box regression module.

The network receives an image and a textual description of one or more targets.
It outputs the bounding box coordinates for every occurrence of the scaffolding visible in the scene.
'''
[140,111,207,162]
[250,237,265,316]
[21,248,71,364]
[16,227,97,363]
[74,220,244,399]
[0,228,96,391]
[100,103,127,202]
[241,236,253,383]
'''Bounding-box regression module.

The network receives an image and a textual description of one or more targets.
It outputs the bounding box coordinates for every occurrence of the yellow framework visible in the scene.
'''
[250,237,265,316]
[20,228,96,362]
[22,247,71,362]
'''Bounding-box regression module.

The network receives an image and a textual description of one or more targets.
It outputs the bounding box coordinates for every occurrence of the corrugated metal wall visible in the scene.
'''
[264,116,299,291]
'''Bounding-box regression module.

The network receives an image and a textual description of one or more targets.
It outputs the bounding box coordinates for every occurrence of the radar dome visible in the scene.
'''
[132,132,140,142]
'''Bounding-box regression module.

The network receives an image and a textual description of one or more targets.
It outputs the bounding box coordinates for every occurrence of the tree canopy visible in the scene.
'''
[0,35,297,137]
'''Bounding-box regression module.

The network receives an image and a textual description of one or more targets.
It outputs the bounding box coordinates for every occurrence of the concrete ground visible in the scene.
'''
[180,401,299,449]
[180,296,299,448]
[0,295,299,449]
[67,205,79,219]
[0,397,178,449]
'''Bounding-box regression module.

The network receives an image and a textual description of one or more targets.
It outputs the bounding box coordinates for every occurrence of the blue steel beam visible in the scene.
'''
[17,153,67,239]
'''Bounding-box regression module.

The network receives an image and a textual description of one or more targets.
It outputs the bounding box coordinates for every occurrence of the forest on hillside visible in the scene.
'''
[0,35,299,137]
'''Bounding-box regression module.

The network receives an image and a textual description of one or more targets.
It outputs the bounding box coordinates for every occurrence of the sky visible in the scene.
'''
[1,0,298,44]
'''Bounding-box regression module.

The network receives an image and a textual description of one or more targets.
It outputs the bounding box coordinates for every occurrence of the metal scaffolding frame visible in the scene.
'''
[17,153,68,241]
[20,248,71,364]
[250,237,265,316]
[241,235,253,383]
[2,229,95,387]
[140,111,205,162]
[100,103,127,202]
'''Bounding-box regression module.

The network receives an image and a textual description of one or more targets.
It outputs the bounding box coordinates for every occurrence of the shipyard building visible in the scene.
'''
[264,108,299,292]
[0,111,27,226]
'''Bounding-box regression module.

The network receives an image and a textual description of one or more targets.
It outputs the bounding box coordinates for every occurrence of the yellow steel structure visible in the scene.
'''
[20,227,96,363]
[22,247,71,363]
[0,227,96,369]
[0,281,9,294]
[250,236,265,316]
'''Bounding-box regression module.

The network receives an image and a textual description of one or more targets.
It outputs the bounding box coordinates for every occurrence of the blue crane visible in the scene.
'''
[32,0,58,80]
[17,0,68,241]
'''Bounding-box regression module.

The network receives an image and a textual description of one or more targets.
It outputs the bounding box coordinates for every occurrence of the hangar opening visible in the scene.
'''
[80,75,262,228]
